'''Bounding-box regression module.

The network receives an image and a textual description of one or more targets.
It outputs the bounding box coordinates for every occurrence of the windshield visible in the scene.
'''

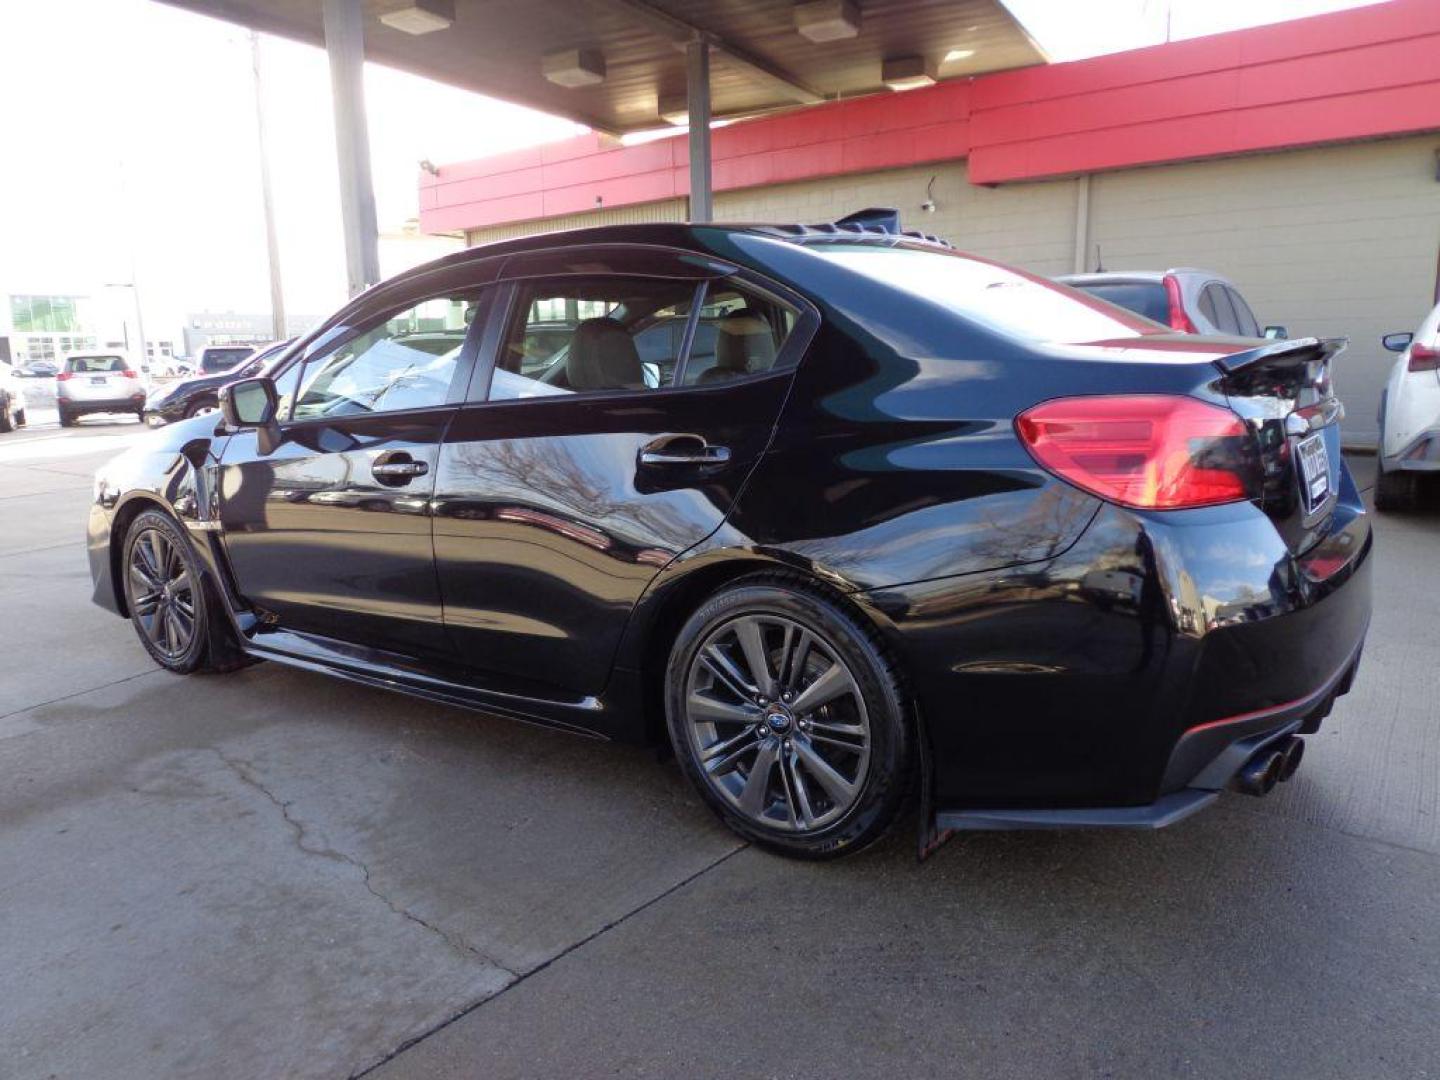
[811,244,1164,344]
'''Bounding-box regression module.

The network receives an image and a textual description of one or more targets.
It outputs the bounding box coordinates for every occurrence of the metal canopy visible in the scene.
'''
[157,0,1046,136]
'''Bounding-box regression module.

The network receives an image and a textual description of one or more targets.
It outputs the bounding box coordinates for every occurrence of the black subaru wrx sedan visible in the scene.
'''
[86,211,1371,859]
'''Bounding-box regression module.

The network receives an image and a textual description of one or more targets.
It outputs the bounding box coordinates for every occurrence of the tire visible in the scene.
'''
[121,509,243,674]
[1373,392,1418,512]
[185,398,217,420]
[0,396,12,433]
[665,574,913,860]
[58,406,76,428]
[1375,461,1420,512]
[13,409,24,428]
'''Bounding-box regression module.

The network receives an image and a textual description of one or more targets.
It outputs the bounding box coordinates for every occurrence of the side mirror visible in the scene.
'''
[1263,325,1288,340]
[219,376,282,454]
[1382,332,1414,353]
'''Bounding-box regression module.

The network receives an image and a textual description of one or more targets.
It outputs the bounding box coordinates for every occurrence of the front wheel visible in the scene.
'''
[122,509,241,674]
[665,576,913,860]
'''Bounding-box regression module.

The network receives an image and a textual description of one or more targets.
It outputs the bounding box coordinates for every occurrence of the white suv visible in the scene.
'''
[0,357,28,432]
[55,352,147,427]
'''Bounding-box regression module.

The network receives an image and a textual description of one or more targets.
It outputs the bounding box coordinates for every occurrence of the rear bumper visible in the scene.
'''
[870,460,1373,820]
[61,393,145,413]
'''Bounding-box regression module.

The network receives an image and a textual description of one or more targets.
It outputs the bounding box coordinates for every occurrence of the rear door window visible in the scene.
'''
[1226,287,1261,337]
[675,282,797,387]
[1203,284,1241,334]
[490,277,700,399]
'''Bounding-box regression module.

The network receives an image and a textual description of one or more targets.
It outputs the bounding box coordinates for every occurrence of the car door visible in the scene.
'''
[431,250,815,696]
[216,270,496,658]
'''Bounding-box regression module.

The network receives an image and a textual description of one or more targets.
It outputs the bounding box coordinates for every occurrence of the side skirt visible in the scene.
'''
[243,627,612,740]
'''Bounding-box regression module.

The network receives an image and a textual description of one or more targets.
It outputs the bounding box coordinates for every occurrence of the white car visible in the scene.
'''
[1377,303,1440,510]
[0,357,28,432]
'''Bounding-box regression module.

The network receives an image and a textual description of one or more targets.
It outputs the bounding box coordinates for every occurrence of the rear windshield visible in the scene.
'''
[811,244,1163,344]
[1066,281,1170,324]
[202,348,254,373]
[66,355,126,373]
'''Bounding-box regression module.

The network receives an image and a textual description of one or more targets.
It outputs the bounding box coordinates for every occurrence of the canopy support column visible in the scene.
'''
[322,0,380,296]
[687,37,713,223]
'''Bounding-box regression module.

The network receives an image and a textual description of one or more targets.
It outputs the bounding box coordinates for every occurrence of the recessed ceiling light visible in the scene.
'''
[378,0,454,35]
[944,48,976,63]
[543,47,606,88]
[882,55,936,91]
[794,0,860,43]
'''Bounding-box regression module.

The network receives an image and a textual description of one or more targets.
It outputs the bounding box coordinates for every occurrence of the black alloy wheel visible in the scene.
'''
[122,509,235,673]
[666,576,912,859]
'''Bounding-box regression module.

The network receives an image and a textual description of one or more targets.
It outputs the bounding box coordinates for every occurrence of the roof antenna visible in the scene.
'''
[1093,242,1104,273]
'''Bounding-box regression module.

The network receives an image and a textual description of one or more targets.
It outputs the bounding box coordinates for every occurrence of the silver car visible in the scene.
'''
[1057,268,1286,339]
[55,353,147,427]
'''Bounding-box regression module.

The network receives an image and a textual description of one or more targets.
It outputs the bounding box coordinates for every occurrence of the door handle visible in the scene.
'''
[638,434,732,467]
[372,454,429,484]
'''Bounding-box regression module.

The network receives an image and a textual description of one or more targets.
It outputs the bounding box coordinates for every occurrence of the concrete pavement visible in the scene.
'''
[1,414,1437,1079]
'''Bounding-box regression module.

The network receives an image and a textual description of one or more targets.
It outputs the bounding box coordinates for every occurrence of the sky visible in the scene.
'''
[0,0,1386,349]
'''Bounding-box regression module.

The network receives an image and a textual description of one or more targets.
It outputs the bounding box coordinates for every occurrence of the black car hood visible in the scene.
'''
[159,370,238,397]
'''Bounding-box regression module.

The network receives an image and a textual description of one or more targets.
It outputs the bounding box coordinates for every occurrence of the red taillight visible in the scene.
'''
[1016,395,1256,509]
[55,371,72,382]
[122,369,139,379]
[1163,274,1198,334]
[1408,343,1440,372]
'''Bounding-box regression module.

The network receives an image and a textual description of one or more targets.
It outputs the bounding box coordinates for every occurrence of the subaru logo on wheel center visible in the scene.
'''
[764,705,793,733]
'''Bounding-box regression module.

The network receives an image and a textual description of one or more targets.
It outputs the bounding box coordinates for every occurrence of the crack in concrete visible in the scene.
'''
[210,747,519,979]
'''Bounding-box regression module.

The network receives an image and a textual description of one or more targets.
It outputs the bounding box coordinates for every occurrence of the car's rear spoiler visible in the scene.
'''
[1211,335,1347,375]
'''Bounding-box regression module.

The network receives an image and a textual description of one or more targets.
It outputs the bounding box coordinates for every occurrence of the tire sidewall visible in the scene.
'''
[122,509,211,673]
[665,579,911,859]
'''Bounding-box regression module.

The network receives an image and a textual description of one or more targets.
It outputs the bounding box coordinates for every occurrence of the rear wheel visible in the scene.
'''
[58,406,76,428]
[122,509,242,674]
[13,408,25,428]
[0,396,13,433]
[665,576,912,860]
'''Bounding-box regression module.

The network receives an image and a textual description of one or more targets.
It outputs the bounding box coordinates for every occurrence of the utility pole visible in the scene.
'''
[251,32,287,340]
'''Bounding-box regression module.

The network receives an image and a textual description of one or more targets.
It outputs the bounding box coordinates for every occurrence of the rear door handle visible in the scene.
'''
[372,453,429,484]
[638,434,732,467]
